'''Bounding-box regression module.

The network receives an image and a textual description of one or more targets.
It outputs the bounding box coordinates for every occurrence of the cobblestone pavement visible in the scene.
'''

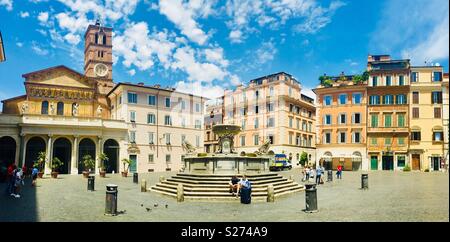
[0,169,448,222]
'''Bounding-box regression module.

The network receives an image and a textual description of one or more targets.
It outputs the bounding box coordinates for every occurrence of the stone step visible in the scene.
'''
[166,176,286,184]
[171,174,281,182]
[155,181,300,192]
[183,196,267,202]
[161,179,294,188]
[176,173,279,178]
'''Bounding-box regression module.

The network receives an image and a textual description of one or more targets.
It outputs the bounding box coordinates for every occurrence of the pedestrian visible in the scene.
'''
[5,164,16,195]
[337,165,343,179]
[31,165,39,187]
[13,168,24,198]
[315,166,323,185]
[22,164,27,178]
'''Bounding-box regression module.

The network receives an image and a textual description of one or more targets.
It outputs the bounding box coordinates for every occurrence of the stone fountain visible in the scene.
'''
[183,124,271,174]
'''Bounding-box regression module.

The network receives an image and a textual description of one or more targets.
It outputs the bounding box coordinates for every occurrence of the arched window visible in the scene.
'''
[95,33,99,44]
[41,101,49,115]
[57,102,64,115]
[102,35,106,45]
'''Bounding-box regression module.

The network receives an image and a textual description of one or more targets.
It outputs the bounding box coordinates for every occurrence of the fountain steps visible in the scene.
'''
[149,173,304,201]
[176,173,278,178]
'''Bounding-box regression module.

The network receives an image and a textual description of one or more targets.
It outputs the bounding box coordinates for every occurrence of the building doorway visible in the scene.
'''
[382,156,394,170]
[370,156,378,170]
[129,155,137,173]
[25,137,46,171]
[52,138,71,174]
[412,154,420,170]
[431,157,440,171]
[0,136,16,167]
[103,139,119,173]
[78,138,96,174]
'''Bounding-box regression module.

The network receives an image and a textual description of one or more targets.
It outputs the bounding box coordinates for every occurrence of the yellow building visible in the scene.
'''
[223,72,316,166]
[409,66,445,171]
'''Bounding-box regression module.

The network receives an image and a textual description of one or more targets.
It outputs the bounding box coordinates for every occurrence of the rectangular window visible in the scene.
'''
[267,117,275,127]
[383,95,393,105]
[398,137,405,145]
[130,111,136,122]
[195,120,201,129]
[371,114,378,127]
[129,131,136,143]
[148,95,156,105]
[324,133,331,144]
[119,95,122,104]
[196,103,201,112]
[384,114,392,127]
[325,115,332,125]
[181,135,186,143]
[412,92,419,104]
[240,136,245,146]
[397,114,405,127]
[128,92,137,104]
[371,137,377,145]
[339,113,346,124]
[181,100,186,110]
[372,76,378,86]
[148,132,154,144]
[241,120,246,130]
[296,119,300,129]
[396,94,406,104]
[386,76,392,86]
[353,113,361,124]
[412,107,420,119]
[254,135,259,145]
[289,134,293,144]
[434,107,442,118]
[164,115,172,125]
[385,138,391,145]
[397,156,406,167]
[411,131,421,141]
[165,97,171,108]
[165,133,171,144]
[166,154,171,163]
[369,95,380,105]
[254,118,259,128]
[352,93,362,104]
[433,132,443,141]
[353,132,361,143]
[399,75,405,86]
[148,154,154,163]
[339,94,347,105]
[431,91,442,104]
[339,132,346,143]
[181,118,186,128]
[308,122,312,132]
[267,102,274,112]
[196,136,200,147]
[147,113,155,124]
[255,105,259,114]
[289,117,293,128]
[411,72,418,82]
[268,135,274,144]
[324,95,332,106]
[269,87,274,96]
[433,72,442,82]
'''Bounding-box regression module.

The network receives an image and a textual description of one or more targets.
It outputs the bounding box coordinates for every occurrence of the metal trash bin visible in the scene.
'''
[305,183,317,213]
[361,174,368,189]
[105,184,118,216]
[327,170,333,182]
[87,176,95,191]
[133,173,138,183]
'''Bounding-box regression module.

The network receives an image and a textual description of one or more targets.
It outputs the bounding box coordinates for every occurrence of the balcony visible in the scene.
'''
[367,127,409,133]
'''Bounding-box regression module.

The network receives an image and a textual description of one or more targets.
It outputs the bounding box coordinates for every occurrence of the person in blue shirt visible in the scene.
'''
[315,166,323,185]
[31,165,39,187]
[238,175,251,192]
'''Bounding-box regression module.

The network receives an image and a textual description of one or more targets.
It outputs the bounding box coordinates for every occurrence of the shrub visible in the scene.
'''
[424,168,430,172]
[403,165,411,172]
[197,153,208,157]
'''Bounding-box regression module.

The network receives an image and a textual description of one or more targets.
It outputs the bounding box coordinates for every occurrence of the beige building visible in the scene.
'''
[204,98,223,153]
[443,73,449,170]
[107,83,207,173]
[223,72,316,166]
[409,66,445,171]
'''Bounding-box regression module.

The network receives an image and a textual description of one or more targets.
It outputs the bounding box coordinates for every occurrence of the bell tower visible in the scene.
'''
[84,20,113,80]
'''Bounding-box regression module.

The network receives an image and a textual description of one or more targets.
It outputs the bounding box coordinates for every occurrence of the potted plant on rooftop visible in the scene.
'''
[49,157,63,179]
[97,153,109,178]
[34,151,46,178]
[121,158,132,177]
[81,154,95,178]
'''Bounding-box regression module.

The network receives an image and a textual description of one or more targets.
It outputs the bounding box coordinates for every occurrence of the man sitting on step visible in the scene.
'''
[229,175,239,197]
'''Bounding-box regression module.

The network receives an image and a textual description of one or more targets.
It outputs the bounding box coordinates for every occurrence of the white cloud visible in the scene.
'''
[158,0,210,45]
[371,0,449,65]
[64,32,81,45]
[255,40,277,65]
[16,42,23,47]
[31,41,49,56]
[55,12,89,34]
[174,80,224,100]
[204,47,229,67]
[37,11,49,24]
[20,11,30,18]
[36,29,47,36]
[0,0,13,11]
[293,1,346,34]
[229,30,243,43]
[128,69,136,76]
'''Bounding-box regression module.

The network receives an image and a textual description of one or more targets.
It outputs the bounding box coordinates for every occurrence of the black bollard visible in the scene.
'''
[327,170,333,182]
[361,174,368,189]
[304,183,318,213]
[87,176,95,191]
[133,173,138,184]
[105,184,118,216]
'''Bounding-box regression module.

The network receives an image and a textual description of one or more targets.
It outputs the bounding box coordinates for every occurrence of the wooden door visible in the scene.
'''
[412,154,420,170]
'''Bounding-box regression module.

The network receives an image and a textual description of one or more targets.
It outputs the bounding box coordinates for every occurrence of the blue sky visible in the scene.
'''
[0,0,448,103]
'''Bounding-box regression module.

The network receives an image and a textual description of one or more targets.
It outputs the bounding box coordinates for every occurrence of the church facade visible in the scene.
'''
[0,22,206,175]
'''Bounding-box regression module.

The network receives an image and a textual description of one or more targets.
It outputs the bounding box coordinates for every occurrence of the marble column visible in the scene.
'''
[19,133,26,167]
[95,137,103,174]
[71,136,79,174]
[45,135,53,175]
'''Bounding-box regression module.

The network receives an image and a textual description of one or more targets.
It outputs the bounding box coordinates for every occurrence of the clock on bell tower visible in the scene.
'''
[84,20,113,80]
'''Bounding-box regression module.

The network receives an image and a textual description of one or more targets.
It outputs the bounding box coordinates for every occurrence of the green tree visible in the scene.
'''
[50,157,63,172]
[300,152,308,166]
[97,153,109,171]
[82,154,95,172]
[34,151,46,172]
